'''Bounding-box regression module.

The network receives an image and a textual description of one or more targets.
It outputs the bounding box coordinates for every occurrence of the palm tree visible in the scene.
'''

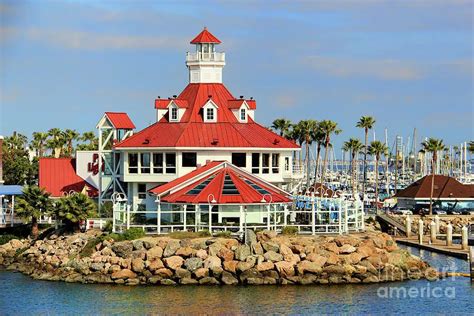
[47,128,65,158]
[15,186,52,238]
[77,131,98,151]
[31,132,48,158]
[469,141,474,154]
[368,141,388,212]
[287,124,305,166]
[311,125,325,184]
[62,129,79,157]
[297,120,318,187]
[422,138,446,215]
[55,193,97,231]
[319,120,341,187]
[343,138,364,197]
[356,116,376,195]
[271,118,292,137]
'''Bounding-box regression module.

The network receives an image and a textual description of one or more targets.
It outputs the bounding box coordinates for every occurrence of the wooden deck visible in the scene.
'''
[395,236,469,259]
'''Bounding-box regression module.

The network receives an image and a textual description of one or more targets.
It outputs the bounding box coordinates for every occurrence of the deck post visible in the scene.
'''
[418,219,424,245]
[126,204,130,230]
[311,192,315,235]
[461,225,468,250]
[434,215,440,234]
[11,195,15,227]
[446,222,452,246]
[157,202,161,234]
[267,204,270,230]
[239,205,244,233]
[283,204,288,226]
[430,220,437,243]
[183,205,187,231]
[406,215,412,238]
[196,205,200,232]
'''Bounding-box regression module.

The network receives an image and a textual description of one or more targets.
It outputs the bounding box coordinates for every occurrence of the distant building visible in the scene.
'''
[395,175,474,211]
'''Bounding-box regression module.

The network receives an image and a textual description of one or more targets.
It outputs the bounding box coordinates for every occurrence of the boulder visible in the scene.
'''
[176,247,194,257]
[147,259,164,272]
[175,268,191,279]
[256,230,277,242]
[223,260,239,273]
[256,261,274,272]
[199,277,219,285]
[264,251,283,262]
[195,249,208,260]
[180,278,199,285]
[252,242,264,255]
[279,244,294,262]
[131,258,144,273]
[339,244,357,254]
[184,257,203,272]
[306,253,327,266]
[163,240,180,257]
[324,242,340,254]
[132,240,144,251]
[296,260,323,275]
[234,245,251,261]
[160,279,177,285]
[155,268,173,278]
[111,269,137,280]
[217,247,234,262]
[221,271,239,285]
[245,229,257,246]
[194,267,209,279]
[262,241,279,253]
[164,256,184,270]
[274,261,295,278]
[112,242,133,258]
[204,256,222,269]
[237,261,254,272]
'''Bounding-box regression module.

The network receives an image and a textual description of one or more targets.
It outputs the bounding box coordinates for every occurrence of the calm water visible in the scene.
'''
[0,245,472,315]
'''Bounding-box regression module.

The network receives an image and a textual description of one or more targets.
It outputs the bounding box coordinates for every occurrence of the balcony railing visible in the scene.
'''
[186,52,225,62]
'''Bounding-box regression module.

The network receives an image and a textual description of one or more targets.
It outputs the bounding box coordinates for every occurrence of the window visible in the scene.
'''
[232,153,246,167]
[187,175,216,195]
[272,153,280,173]
[165,153,176,173]
[222,174,239,195]
[153,153,163,174]
[128,153,138,174]
[182,152,197,167]
[138,183,147,199]
[170,107,178,121]
[206,108,215,121]
[141,153,150,174]
[285,157,290,172]
[252,153,260,174]
[262,153,270,174]
[240,108,246,121]
[241,177,270,195]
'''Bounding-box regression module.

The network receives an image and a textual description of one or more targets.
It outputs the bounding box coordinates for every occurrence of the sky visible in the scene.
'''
[1,0,473,153]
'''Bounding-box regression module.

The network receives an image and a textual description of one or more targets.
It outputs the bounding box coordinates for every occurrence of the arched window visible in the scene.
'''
[240,108,246,121]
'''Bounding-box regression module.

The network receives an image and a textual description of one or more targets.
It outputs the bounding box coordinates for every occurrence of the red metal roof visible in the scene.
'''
[227,100,257,110]
[190,27,221,44]
[155,99,189,109]
[39,158,98,198]
[395,175,474,199]
[105,112,135,129]
[150,161,291,204]
[116,83,298,149]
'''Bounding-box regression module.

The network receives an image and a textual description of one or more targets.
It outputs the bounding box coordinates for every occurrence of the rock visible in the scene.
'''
[112,242,133,258]
[296,260,323,275]
[194,267,209,279]
[262,242,279,253]
[176,247,194,257]
[195,249,208,259]
[160,279,177,285]
[363,275,379,283]
[357,245,374,259]
[147,276,162,284]
[264,251,283,262]
[217,247,234,262]
[147,259,164,272]
[326,252,339,265]
[132,240,144,251]
[131,258,144,273]
[163,240,180,257]
[237,261,254,272]
[256,230,277,242]
[164,256,184,270]
[175,268,191,279]
[239,268,262,283]
[126,278,140,285]
[221,271,239,285]
[199,277,219,285]
[234,245,251,261]
[143,240,157,250]
[256,261,274,272]
[323,265,346,275]
[210,265,224,277]
[184,257,203,272]
[108,264,122,274]
[245,229,257,246]
[155,268,173,278]
[306,253,327,266]
[339,244,357,254]
[252,242,264,255]
[279,244,294,262]
[90,262,104,272]
[111,269,137,280]
[274,261,295,278]
[324,242,340,254]
[223,260,239,273]
[180,278,198,285]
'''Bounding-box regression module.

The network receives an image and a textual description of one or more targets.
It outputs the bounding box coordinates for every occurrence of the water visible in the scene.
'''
[0,246,472,315]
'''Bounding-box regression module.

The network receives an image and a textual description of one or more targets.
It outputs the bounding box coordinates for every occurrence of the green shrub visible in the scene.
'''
[121,228,145,240]
[215,231,232,238]
[197,230,211,237]
[0,234,18,245]
[80,237,101,258]
[281,226,298,236]
[103,220,113,233]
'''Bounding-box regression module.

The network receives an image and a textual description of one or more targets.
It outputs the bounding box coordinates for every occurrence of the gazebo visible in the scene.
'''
[0,185,23,227]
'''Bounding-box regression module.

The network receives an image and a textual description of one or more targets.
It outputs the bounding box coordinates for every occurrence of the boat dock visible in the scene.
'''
[395,236,469,259]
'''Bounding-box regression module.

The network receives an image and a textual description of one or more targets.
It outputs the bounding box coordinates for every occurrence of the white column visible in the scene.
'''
[126,204,130,230]
[434,215,440,234]
[344,200,348,234]
[406,215,412,238]
[283,204,288,226]
[418,219,424,245]
[267,204,270,230]
[183,205,187,231]
[446,222,452,246]
[311,192,315,235]
[430,220,437,243]
[11,195,15,227]
[196,205,200,231]
[239,205,244,232]
[338,200,342,235]
[209,204,212,233]
[157,202,161,234]
[461,225,468,250]
[274,204,277,231]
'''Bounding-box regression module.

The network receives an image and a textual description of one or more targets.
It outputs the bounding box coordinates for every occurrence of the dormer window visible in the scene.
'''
[206,108,215,121]
[240,108,246,121]
[171,107,178,121]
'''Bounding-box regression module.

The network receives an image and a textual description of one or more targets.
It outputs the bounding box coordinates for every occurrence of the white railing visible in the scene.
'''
[86,218,112,230]
[186,52,225,62]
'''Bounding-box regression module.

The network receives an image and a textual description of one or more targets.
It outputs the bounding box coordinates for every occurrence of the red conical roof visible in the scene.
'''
[190,27,221,44]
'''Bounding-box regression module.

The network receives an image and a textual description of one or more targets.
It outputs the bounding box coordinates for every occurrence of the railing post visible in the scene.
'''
[267,204,271,230]
[406,215,412,238]
[461,225,468,250]
[418,219,424,245]
[183,205,187,231]
[446,222,453,246]
[126,205,130,230]
[434,215,440,234]
[430,220,437,243]
[311,192,315,235]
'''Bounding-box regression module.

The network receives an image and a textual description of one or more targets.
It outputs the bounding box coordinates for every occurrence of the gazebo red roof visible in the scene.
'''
[395,175,474,199]
[190,27,221,44]
[150,161,291,204]
[104,112,135,129]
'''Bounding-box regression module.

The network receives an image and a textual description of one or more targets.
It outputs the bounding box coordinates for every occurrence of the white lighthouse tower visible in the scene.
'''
[186,27,225,84]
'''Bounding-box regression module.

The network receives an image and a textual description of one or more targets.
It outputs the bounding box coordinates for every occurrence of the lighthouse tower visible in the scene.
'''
[186,27,225,84]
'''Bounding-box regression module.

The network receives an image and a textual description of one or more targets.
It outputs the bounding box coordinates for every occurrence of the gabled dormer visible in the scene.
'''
[155,98,188,122]
[228,98,256,122]
[202,99,219,122]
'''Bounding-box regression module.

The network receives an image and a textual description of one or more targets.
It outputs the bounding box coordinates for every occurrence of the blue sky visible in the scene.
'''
[1,0,472,152]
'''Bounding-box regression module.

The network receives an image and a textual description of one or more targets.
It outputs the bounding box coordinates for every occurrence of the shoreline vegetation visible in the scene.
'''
[0,229,438,286]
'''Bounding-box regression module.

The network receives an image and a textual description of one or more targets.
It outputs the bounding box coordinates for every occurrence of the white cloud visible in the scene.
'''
[304,56,423,80]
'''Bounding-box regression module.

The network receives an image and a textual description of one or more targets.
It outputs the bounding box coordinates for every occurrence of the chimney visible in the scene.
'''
[0,135,3,185]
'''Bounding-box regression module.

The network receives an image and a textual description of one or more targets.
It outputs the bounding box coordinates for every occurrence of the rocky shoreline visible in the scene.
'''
[0,230,437,286]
